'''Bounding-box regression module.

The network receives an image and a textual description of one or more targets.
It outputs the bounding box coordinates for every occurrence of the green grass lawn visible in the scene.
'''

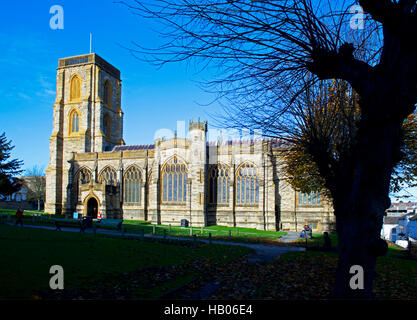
[0,208,46,216]
[0,224,250,299]
[0,210,61,228]
[122,221,286,243]
[0,209,286,243]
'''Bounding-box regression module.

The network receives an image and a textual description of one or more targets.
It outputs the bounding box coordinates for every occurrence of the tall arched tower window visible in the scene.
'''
[103,80,112,107]
[162,156,187,203]
[70,74,81,101]
[99,167,117,186]
[69,109,80,134]
[208,163,230,204]
[124,166,142,204]
[103,114,111,139]
[236,162,259,205]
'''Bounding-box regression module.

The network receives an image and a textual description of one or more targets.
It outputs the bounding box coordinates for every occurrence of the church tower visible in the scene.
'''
[45,53,124,215]
[188,119,208,226]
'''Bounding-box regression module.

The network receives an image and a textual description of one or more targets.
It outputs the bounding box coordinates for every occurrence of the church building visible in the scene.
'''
[45,53,335,232]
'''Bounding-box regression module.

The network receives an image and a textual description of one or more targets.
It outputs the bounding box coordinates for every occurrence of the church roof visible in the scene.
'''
[206,138,286,147]
[113,138,286,151]
[113,144,154,151]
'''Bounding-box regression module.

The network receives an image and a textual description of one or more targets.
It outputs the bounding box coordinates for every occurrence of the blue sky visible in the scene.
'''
[0,0,222,171]
[0,1,415,201]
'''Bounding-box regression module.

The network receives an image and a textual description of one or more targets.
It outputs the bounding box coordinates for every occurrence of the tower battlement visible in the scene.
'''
[58,53,120,80]
[189,119,207,132]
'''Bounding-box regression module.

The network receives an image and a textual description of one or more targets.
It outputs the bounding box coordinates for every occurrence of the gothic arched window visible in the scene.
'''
[78,167,91,185]
[208,163,230,204]
[162,156,187,203]
[99,167,117,186]
[70,74,81,101]
[236,162,259,205]
[103,80,112,107]
[69,109,80,134]
[124,166,142,204]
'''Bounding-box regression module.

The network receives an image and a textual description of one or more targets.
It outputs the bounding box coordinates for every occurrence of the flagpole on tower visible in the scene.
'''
[89,32,92,53]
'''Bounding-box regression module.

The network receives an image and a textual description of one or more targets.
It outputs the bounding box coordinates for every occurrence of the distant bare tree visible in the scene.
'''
[25,165,46,211]
[121,0,417,298]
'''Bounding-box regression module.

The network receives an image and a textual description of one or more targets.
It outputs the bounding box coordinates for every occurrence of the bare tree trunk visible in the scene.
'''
[37,199,40,211]
[332,203,387,299]
[331,107,404,299]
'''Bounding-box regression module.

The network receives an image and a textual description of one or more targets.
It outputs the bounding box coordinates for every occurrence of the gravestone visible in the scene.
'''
[181,219,189,228]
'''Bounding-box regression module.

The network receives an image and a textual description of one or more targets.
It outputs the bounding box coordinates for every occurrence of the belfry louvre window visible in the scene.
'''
[103,80,112,107]
[70,75,81,101]
[99,167,117,186]
[124,166,142,204]
[298,191,321,205]
[162,156,187,203]
[236,162,259,205]
[78,168,91,185]
[209,163,230,204]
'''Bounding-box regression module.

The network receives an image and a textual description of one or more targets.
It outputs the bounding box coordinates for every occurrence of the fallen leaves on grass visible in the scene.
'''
[35,249,417,300]
[167,253,417,300]
[36,256,226,300]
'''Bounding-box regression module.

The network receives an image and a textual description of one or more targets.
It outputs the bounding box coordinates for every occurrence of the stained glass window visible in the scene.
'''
[124,166,142,203]
[162,156,187,203]
[99,167,117,186]
[208,163,230,204]
[236,162,259,205]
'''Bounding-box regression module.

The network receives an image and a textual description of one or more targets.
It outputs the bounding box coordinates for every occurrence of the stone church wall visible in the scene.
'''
[45,53,335,232]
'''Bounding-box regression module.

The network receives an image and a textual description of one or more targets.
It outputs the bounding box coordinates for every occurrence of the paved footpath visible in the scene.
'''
[279,231,300,243]
[5,223,305,264]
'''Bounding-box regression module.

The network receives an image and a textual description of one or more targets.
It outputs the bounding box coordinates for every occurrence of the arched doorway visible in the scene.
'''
[86,197,98,218]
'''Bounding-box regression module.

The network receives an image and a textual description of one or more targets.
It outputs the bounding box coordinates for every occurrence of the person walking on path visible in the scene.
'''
[305,225,312,239]
[323,232,332,251]
[15,207,24,226]
[299,225,307,238]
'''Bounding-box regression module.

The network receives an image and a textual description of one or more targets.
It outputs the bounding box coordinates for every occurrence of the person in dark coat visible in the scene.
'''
[300,225,307,238]
[323,232,332,251]
[305,225,313,239]
[15,207,24,226]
